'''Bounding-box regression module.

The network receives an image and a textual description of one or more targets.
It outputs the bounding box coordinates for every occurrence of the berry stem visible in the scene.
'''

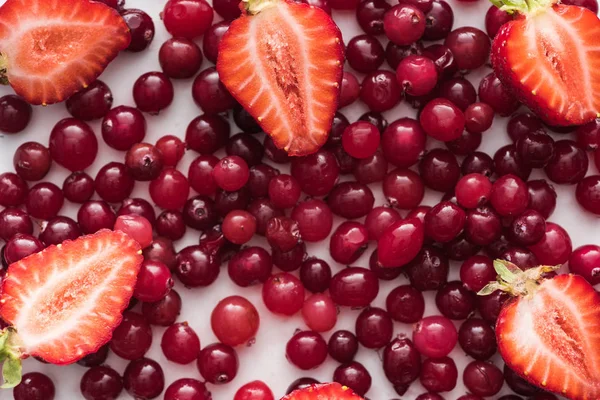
[0,328,23,388]
[242,0,280,14]
[489,0,554,14]
[478,260,560,297]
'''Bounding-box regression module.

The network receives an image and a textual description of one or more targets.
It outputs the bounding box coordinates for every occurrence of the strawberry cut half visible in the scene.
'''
[0,230,142,387]
[282,382,365,399]
[0,0,131,105]
[480,260,600,399]
[217,0,344,156]
[491,2,600,126]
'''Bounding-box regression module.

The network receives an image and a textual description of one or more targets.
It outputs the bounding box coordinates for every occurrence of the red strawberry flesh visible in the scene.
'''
[0,230,142,366]
[217,0,344,156]
[282,382,365,399]
[491,4,600,125]
[0,0,131,105]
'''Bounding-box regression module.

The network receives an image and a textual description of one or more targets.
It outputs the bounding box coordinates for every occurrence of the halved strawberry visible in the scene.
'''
[491,3,600,126]
[282,382,364,399]
[480,260,600,399]
[217,0,344,156]
[0,0,130,105]
[0,230,142,387]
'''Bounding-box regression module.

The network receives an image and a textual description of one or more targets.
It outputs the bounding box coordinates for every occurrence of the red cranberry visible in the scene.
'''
[0,208,33,242]
[378,218,424,267]
[159,37,203,79]
[161,322,201,365]
[121,9,155,52]
[204,21,230,64]
[188,155,218,196]
[346,34,385,73]
[529,222,572,265]
[142,289,182,326]
[156,135,185,167]
[143,237,177,270]
[397,55,438,96]
[248,198,283,235]
[39,216,81,246]
[165,379,211,400]
[508,209,546,246]
[80,365,123,400]
[576,118,600,150]
[110,311,152,360]
[406,246,449,290]
[102,106,146,151]
[423,0,454,40]
[0,172,28,207]
[330,221,369,264]
[272,241,306,272]
[342,121,380,159]
[262,272,305,316]
[445,129,482,155]
[226,133,265,166]
[332,362,372,396]
[214,188,250,217]
[328,330,359,363]
[187,115,230,155]
[479,72,520,116]
[507,112,544,142]
[125,143,163,182]
[356,0,390,34]
[213,0,241,19]
[384,4,426,45]
[439,78,477,111]
[381,118,426,168]
[545,140,589,184]
[444,27,490,70]
[436,280,476,320]
[176,245,220,287]
[134,259,173,302]
[156,210,186,240]
[420,357,458,392]
[291,199,333,242]
[383,169,424,210]
[569,245,600,285]
[95,162,134,203]
[247,163,279,198]
[444,233,482,261]
[291,149,339,196]
[458,318,497,360]
[460,255,496,292]
[355,307,393,349]
[192,67,236,114]
[302,293,337,332]
[13,142,51,181]
[150,168,190,210]
[494,144,531,180]
[383,337,421,391]
[413,315,457,358]
[328,182,375,219]
[340,71,361,108]
[26,182,64,220]
[420,98,465,142]
[490,174,529,216]
[66,80,112,121]
[478,289,510,323]
[4,233,44,264]
[369,249,402,280]
[123,358,164,399]
[228,246,272,287]
[456,173,492,209]
[14,372,55,400]
[133,71,174,114]
[425,201,466,243]
[465,102,494,133]
[78,200,116,234]
[463,361,504,397]
[419,148,460,192]
[386,285,425,323]
[360,70,402,112]
[501,247,539,270]
[197,343,238,384]
[211,295,259,346]
[329,267,379,307]
[353,149,387,184]
[462,151,494,176]
[234,381,274,400]
[264,135,291,164]
[0,94,32,133]
[163,0,213,38]
[222,210,256,245]
[485,5,512,37]
[516,130,555,168]
[386,41,424,69]
[365,206,402,241]
[286,331,328,370]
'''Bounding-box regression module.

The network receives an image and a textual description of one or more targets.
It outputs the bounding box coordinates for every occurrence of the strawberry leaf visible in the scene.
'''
[1,356,21,388]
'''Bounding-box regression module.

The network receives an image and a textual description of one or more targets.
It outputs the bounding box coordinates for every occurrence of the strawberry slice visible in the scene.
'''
[0,230,142,387]
[480,260,600,399]
[0,0,131,105]
[217,0,344,156]
[491,3,600,126]
[282,382,364,400]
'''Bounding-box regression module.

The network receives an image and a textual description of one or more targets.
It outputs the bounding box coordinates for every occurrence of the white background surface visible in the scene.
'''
[0,0,592,398]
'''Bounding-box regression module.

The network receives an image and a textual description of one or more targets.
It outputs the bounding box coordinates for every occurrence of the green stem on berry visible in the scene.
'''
[0,54,8,86]
[242,0,280,14]
[478,260,560,298]
[489,0,554,14]
[0,328,23,388]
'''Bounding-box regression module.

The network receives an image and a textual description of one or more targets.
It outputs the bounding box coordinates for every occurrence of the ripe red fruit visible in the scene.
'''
[217,0,344,155]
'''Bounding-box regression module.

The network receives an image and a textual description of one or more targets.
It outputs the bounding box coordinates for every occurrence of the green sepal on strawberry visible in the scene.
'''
[217,0,344,156]
[281,382,365,399]
[0,0,131,105]
[490,0,600,126]
[479,260,600,399]
[0,230,143,388]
